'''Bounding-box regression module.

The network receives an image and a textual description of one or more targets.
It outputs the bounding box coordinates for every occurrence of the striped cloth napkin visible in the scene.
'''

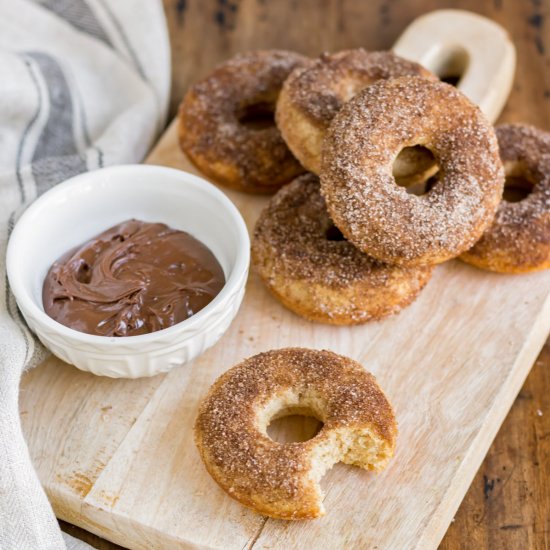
[0,1,170,548]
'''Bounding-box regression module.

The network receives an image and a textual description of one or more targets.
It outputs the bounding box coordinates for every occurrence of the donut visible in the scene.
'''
[194,348,397,520]
[460,124,550,273]
[252,174,433,324]
[275,49,439,185]
[178,50,310,194]
[321,76,505,266]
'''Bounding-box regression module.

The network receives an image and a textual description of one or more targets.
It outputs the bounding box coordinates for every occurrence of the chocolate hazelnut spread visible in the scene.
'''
[42,219,225,336]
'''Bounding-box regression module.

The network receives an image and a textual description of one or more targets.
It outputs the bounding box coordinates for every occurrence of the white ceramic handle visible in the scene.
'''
[393,9,516,123]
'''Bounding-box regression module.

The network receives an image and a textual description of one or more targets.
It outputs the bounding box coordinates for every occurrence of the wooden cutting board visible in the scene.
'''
[19,11,549,550]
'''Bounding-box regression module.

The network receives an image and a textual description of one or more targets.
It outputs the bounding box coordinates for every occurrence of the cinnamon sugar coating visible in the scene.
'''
[194,348,397,519]
[321,76,505,266]
[276,49,438,183]
[178,50,310,194]
[252,174,433,324]
[460,124,550,273]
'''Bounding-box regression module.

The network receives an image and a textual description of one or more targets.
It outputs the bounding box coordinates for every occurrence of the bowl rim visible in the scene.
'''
[6,164,250,347]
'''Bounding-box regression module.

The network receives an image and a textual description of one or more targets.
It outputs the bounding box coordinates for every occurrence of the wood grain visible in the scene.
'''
[39,0,549,548]
[159,2,550,548]
[441,341,550,550]
[58,342,549,550]
[23,112,549,549]
[163,0,550,126]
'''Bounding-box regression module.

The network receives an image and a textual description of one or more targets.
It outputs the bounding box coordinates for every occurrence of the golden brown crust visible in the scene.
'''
[194,348,397,519]
[321,76,505,267]
[460,124,550,273]
[251,174,433,324]
[178,50,310,194]
[275,49,438,183]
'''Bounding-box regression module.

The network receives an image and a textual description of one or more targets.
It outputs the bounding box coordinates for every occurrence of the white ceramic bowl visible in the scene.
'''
[7,165,250,378]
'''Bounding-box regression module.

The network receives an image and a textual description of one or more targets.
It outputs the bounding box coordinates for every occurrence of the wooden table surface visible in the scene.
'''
[63,1,549,548]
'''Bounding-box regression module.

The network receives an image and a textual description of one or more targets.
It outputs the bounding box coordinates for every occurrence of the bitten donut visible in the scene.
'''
[461,124,550,273]
[276,49,438,184]
[252,174,433,324]
[195,348,397,520]
[178,50,310,194]
[321,76,505,266]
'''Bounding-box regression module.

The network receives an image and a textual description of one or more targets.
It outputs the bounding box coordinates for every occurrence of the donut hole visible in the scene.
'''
[441,75,461,86]
[393,146,439,195]
[335,78,373,104]
[429,45,469,87]
[400,173,440,196]
[237,101,276,130]
[263,392,326,443]
[267,408,324,443]
[325,224,346,241]
[503,174,535,203]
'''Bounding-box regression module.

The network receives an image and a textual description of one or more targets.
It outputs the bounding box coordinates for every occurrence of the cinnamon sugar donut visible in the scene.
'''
[276,49,438,184]
[195,348,397,520]
[178,50,310,194]
[461,124,550,273]
[321,76,505,266]
[252,174,433,324]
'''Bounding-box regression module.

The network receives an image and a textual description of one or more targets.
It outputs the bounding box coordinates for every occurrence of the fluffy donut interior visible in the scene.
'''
[258,388,395,515]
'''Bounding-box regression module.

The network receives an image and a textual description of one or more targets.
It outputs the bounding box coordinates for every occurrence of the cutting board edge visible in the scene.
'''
[44,289,550,550]
[414,289,550,550]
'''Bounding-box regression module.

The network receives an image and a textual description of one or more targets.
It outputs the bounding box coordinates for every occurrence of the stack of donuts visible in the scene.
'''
[179,49,550,326]
[180,48,550,521]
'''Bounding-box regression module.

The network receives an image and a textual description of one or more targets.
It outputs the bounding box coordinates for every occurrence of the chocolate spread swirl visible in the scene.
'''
[42,219,225,336]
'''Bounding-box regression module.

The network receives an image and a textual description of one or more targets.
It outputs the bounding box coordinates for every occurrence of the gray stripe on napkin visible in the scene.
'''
[26,52,86,195]
[29,53,78,159]
[31,155,87,195]
[38,0,113,47]
[15,59,43,204]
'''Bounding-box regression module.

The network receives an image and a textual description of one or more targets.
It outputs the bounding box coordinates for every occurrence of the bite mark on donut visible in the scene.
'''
[194,348,397,519]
